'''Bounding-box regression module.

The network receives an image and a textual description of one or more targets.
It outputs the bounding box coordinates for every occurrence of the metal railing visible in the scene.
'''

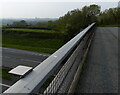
[3,23,96,94]
[44,38,87,94]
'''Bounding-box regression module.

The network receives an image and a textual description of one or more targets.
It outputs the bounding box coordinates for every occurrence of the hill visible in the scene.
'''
[1,18,58,26]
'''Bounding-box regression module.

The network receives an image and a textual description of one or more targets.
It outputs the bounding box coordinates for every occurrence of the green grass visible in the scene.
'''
[3,28,65,39]
[0,68,12,80]
[3,28,61,33]
[3,33,64,54]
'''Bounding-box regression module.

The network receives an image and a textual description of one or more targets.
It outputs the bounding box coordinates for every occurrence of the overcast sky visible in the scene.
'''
[0,0,119,18]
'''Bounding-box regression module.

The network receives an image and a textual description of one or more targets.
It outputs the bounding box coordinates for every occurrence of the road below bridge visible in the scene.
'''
[77,27,118,93]
[1,47,50,68]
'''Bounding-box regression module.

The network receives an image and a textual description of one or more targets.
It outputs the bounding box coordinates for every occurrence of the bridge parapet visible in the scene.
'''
[3,23,96,94]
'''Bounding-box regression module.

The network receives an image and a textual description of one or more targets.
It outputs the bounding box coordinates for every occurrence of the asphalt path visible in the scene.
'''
[1,47,50,68]
[77,27,118,93]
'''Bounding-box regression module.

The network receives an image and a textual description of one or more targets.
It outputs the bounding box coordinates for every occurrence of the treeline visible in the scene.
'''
[54,4,100,40]
[5,20,56,30]
[97,8,120,25]
[5,4,101,40]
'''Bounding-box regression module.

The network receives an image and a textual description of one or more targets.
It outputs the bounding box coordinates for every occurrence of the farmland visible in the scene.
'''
[3,28,60,33]
[2,28,64,54]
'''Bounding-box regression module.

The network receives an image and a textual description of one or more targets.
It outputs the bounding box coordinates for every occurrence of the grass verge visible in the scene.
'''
[0,68,12,80]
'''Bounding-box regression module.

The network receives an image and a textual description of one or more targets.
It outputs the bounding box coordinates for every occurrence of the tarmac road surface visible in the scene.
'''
[77,27,118,93]
[1,47,50,68]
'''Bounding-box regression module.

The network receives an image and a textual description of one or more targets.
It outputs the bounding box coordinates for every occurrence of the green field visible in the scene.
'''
[3,29,64,54]
[3,28,65,39]
[3,28,61,33]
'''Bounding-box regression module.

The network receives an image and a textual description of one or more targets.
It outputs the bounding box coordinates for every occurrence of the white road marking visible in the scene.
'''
[43,55,47,57]
[0,83,10,88]
[53,55,57,58]
[20,59,41,63]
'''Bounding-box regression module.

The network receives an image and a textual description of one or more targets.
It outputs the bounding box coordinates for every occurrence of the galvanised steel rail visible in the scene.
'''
[3,23,95,94]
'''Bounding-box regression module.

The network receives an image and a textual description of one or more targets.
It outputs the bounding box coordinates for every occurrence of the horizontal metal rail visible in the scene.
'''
[44,37,88,94]
[44,26,95,94]
[3,23,95,94]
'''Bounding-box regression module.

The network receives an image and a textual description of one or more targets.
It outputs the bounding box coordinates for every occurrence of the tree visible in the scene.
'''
[12,20,28,28]
[58,4,100,40]
[97,7,120,25]
[82,5,101,27]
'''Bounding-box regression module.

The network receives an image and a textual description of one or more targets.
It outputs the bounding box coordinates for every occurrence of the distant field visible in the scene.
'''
[3,28,64,54]
[3,28,65,39]
[3,28,60,33]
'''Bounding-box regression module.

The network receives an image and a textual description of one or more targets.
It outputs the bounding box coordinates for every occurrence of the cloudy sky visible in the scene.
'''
[0,0,119,18]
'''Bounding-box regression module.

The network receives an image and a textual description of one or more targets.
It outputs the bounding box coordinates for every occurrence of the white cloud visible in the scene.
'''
[0,1,119,18]
[0,0,119,2]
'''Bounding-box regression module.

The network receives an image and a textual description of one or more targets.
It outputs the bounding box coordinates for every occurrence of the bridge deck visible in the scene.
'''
[77,27,118,93]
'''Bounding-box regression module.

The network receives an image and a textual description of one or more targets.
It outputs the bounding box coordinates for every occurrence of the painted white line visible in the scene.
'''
[20,59,41,63]
[7,50,48,57]
[0,83,10,88]
[53,55,57,58]
[42,55,46,56]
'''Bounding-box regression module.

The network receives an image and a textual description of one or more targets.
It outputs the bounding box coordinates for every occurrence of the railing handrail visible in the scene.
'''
[3,23,96,94]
